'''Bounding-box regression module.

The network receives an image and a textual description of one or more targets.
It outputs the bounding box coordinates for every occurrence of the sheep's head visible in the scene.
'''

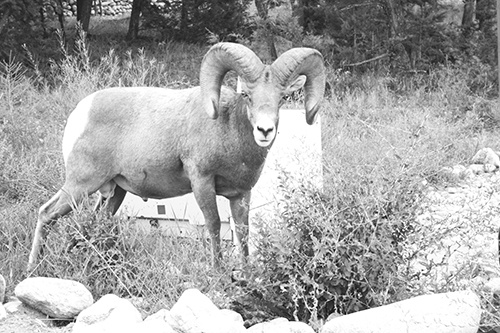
[200,43,326,147]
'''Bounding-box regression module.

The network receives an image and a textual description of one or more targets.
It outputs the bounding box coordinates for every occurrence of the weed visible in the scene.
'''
[1,32,500,329]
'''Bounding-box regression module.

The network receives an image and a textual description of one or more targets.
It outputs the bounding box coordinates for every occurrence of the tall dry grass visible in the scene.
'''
[1,31,500,328]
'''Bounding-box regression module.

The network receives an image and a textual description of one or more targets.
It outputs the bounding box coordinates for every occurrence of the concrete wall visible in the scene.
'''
[118,108,323,248]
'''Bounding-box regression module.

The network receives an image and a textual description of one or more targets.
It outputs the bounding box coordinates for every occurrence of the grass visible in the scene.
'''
[1,25,500,329]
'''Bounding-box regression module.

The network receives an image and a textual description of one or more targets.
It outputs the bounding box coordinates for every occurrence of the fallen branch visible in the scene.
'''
[342,53,389,67]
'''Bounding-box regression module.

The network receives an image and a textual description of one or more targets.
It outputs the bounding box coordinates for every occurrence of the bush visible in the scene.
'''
[142,0,253,42]
[246,167,420,326]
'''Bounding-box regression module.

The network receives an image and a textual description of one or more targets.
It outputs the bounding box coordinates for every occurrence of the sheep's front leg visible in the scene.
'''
[191,176,222,267]
[230,191,251,260]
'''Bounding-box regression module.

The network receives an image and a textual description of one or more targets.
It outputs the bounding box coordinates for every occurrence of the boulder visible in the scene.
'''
[4,299,23,313]
[468,164,486,175]
[248,317,315,333]
[141,309,176,332]
[168,288,246,333]
[471,148,500,170]
[72,293,142,333]
[0,304,6,321]
[484,277,500,295]
[15,277,93,319]
[145,308,171,322]
[220,308,245,326]
[6,299,51,321]
[0,274,5,303]
[321,290,481,333]
[133,316,176,333]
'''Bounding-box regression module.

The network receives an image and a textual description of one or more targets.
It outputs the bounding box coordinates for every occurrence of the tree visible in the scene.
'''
[139,0,251,42]
[462,0,476,28]
[255,0,278,60]
[76,0,92,32]
[127,0,143,40]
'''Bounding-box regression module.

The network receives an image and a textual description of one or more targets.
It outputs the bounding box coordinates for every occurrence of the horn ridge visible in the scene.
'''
[200,42,265,119]
[271,48,326,125]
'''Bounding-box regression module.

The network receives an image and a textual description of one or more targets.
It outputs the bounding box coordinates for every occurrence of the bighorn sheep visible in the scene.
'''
[28,42,325,271]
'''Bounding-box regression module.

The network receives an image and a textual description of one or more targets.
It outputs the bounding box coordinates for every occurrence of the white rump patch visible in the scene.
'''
[62,93,94,165]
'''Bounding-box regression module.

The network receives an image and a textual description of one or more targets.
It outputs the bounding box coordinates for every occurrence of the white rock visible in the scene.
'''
[468,163,486,175]
[451,164,467,175]
[0,274,5,304]
[0,304,6,321]
[4,299,23,313]
[142,309,176,332]
[249,318,289,333]
[168,288,246,333]
[72,294,142,333]
[15,277,93,319]
[220,308,245,326]
[321,290,481,333]
[484,277,500,294]
[288,321,316,333]
[132,316,176,333]
[484,163,497,173]
[471,147,500,169]
[145,308,171,322]
[248,317,314,333]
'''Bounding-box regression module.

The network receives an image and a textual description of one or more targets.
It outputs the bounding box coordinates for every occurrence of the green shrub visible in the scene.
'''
[247,168,420,326]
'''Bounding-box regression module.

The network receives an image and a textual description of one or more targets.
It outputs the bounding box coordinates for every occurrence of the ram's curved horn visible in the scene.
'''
[271,48,326,125]
[200,43,265,119]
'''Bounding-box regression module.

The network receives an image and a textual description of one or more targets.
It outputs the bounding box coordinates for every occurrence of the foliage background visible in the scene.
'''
[1,0,500,330]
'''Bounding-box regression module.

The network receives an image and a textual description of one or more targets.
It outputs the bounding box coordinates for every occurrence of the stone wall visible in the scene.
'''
[62,0,133,17]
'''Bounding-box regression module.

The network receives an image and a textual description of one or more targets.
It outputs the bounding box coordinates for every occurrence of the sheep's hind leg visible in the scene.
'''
[93,181,127,215]
[28,188,83,272]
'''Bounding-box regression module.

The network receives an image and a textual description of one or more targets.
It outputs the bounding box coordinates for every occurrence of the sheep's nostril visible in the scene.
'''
[257,126,274,137]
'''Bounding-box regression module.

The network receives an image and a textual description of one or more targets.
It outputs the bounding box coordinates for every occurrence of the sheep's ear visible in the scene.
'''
[203,96,218,119]
[236,76,250,94]
[236,76,242,93]
[284,75,306,95]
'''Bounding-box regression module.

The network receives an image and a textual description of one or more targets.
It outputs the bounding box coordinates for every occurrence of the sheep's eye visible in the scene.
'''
[280,95,289,105]
[241,92,250,99]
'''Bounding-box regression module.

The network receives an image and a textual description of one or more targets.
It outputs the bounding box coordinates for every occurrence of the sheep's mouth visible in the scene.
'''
[255,139,273,147]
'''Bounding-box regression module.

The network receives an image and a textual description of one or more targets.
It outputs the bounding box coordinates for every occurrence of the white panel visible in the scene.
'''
[118,109,322,243]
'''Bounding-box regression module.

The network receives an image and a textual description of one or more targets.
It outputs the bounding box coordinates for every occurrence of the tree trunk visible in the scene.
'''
[266,28,278,60]
[254,0,278,60]
[497,0,500,120]
[255,0,268,18]
[383,0,399,38]
[0,7,11,37]
[76,0,92,32]
[127,0,143,40]
[53,0,66,41]
[290,0,304,28]
[39,0,48,38]
[180,0,188,34]
[462,0,476,28]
